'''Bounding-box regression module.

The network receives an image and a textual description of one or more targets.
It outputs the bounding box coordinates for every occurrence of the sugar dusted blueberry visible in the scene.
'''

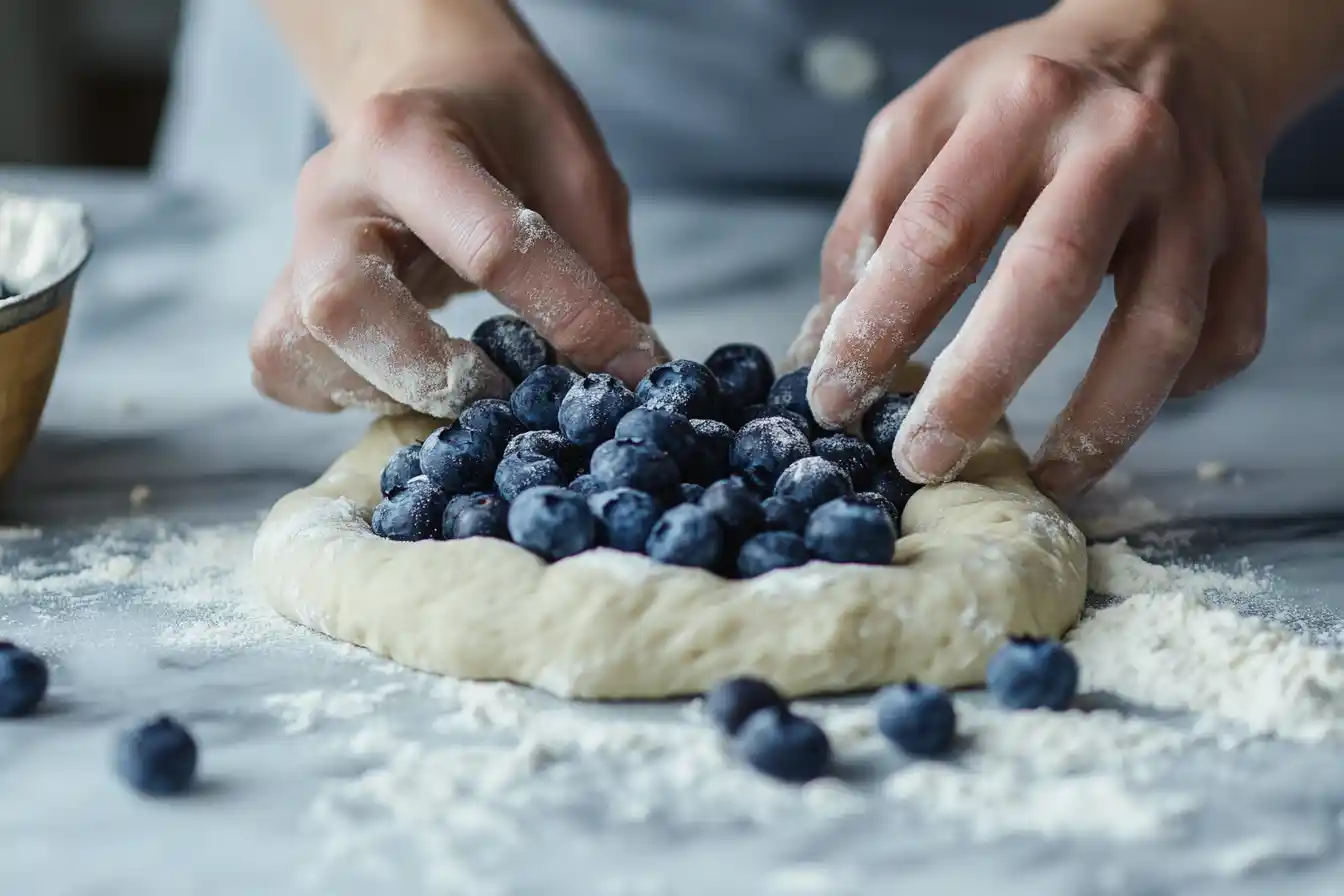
[0,642,48,718]
[568,473,605,498]
[739,405,812,440]
[870,468,921,519]
[766,366,818,432]
[590,439,680,498]
[986,637,1079,711]
[686,418,734,485]
[852,491,899,527]
[558,373,640,448]
[862,392,916,458]
[495,453,567,502]
[508,486,597,561]
[811,434,876,488]
[589,488,663,553]
[511,365,580,431]
[705,343,775,411]
[636,360,722,420]
[372,478,449,541]
[699,477,765,544]
[420,426,498,494]
[773,457,854,511]
[450,493,510,540]
[729,417,811,493]
[737,531,810,577]
[876,682,957,757]
[471,315,556,384]
[646,504,724,570]
[379,444,423,498]
[615,406,698,473]
[804,496,896,565]
[761,495,809,534]
[456,399,525,454]
[116,715,198,796]
[704,676,785,736]
[504,430,583,477]
[735,706,831,783]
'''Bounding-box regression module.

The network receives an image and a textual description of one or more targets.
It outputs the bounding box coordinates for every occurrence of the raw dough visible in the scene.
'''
[253,368,1087,699]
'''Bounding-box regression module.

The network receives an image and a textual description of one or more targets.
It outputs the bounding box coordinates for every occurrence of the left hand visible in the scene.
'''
[794,0,1270,498]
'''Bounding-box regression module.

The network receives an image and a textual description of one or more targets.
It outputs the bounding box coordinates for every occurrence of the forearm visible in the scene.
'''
[258,0,533,131]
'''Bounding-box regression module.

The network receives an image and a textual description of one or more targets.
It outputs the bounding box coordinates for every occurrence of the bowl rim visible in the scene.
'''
[0,193,95,335]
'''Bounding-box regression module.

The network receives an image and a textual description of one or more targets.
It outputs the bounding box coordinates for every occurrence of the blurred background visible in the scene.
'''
[0,0,181,168]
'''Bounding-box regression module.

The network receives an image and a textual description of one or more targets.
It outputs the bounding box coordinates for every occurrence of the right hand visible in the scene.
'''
[249,30,664,419]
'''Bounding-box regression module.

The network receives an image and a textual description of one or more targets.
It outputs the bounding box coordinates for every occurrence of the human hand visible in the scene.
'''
[249,20,662,419]
[796,0,1275,498]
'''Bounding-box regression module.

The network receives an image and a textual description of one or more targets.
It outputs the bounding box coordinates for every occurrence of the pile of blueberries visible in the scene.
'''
[706,636,1081,783]
[0,641,199,797]
[374,316,924,577]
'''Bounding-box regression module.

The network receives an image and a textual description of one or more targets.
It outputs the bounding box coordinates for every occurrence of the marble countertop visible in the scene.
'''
[2,169,1344,895]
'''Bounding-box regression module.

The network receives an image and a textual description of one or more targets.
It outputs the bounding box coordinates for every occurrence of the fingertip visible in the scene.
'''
[893,422,969,485]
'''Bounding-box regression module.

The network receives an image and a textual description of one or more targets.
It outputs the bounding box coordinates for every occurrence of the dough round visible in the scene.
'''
[253,373,1087,700]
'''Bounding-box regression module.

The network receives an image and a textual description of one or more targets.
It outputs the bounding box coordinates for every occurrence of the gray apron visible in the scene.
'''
[156,0,1344,198]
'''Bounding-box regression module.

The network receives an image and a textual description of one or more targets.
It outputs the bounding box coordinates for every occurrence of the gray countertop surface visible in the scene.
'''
[2,168,1344,895]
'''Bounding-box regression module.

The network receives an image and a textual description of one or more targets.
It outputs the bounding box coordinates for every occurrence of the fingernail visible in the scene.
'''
[895,424,968,484]
[806,367,864,430]
[606,344,660,386]
[1030,459,1096,502]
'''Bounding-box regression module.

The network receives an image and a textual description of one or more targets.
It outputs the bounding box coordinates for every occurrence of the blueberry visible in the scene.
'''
[495,453,567,502]
[420,426,498,494]
[704,676,785,736]
[811,434,876,489]
[590,439,680,499]
[686,418,734,485]
[705,343,775,411]
[679,482,706,505]
[615,407,699,473]
[568,473,605,498]
[986,637,1080,711]
[504,430,584,477]
[511,365,580,431]
[737,531,811,577]
[558,373,640,448]
[456,399,525,455]
[507,486,598,561]
[699,477,765,544]
[636,360,722,420]
[451,493,510,540]
[761,496,809,534]
[0,642,48,718]
[729,417,812,492]
[862,392,916,458]
[773,457,854,511]
[876,681,957,757]
[852,491,899,527]
[646,504,724,570]
[870,468,921,520]
[372,478,450,541]
[442,491,496,537]
[804,496,896,565]
[734,706,831,783]
[589,488,663,553]
[379,444,423,498]
[116,715,198,796]
[738,405,812,440]
[766,367,818,433]
[471,315,556,384]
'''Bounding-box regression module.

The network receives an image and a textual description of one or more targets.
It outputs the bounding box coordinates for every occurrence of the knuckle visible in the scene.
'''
[1006,231,1099,299]
[1221,320,1265,372]
[1005,55,1079,111]
[297,275,361,337]
[459,210,523,290]
[1132,299,1204,366]
[1109,91,1178,162]
[890,185,977,276]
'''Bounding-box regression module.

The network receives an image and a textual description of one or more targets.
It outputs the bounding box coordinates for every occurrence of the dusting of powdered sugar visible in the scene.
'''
[514,207,546,254]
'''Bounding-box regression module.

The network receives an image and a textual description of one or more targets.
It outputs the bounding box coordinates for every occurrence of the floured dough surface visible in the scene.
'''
[253,373,1087,700]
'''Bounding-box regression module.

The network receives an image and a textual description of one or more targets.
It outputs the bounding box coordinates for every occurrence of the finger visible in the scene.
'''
[806,79,1061,429]
[895,97,1173,484]
[249,262,402,414]
[792,96,952,369]
[1170,202,1267,396]
[348,95,663,384]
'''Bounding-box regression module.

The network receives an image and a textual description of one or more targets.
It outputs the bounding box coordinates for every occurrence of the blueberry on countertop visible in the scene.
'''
[765,366,818,433]
[986,637,1079,711]
[0,641,49,718]
[876,681,957,757]
[761,496,809,534]
[511,365,580,432]
[804,496,896,565]
[729,417,812,493]
[645,504,724,570]
[372,477,450,541]
[116,715,198,796]
[862,392,916,458]
[737,531,811,578]
[811,434,876,489]
[508,486,597,561]
[451,493,511,540]
[735,706,831,783]
[773,457,853,511]
[705,343,775,411]
[590,439,680,498]
[615,406,699,473]
[636,359,722,420]
[456,399,525,455]
[495,453,567,503]
[558,373,640,448]
[379,444,423,498]
[704,676,785,736]
[471,315,556,384]
[589,488,663,553]
[699,477,765,544]
[419,425,498,494]
[568,473,605,499]
[686,418,734,485]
